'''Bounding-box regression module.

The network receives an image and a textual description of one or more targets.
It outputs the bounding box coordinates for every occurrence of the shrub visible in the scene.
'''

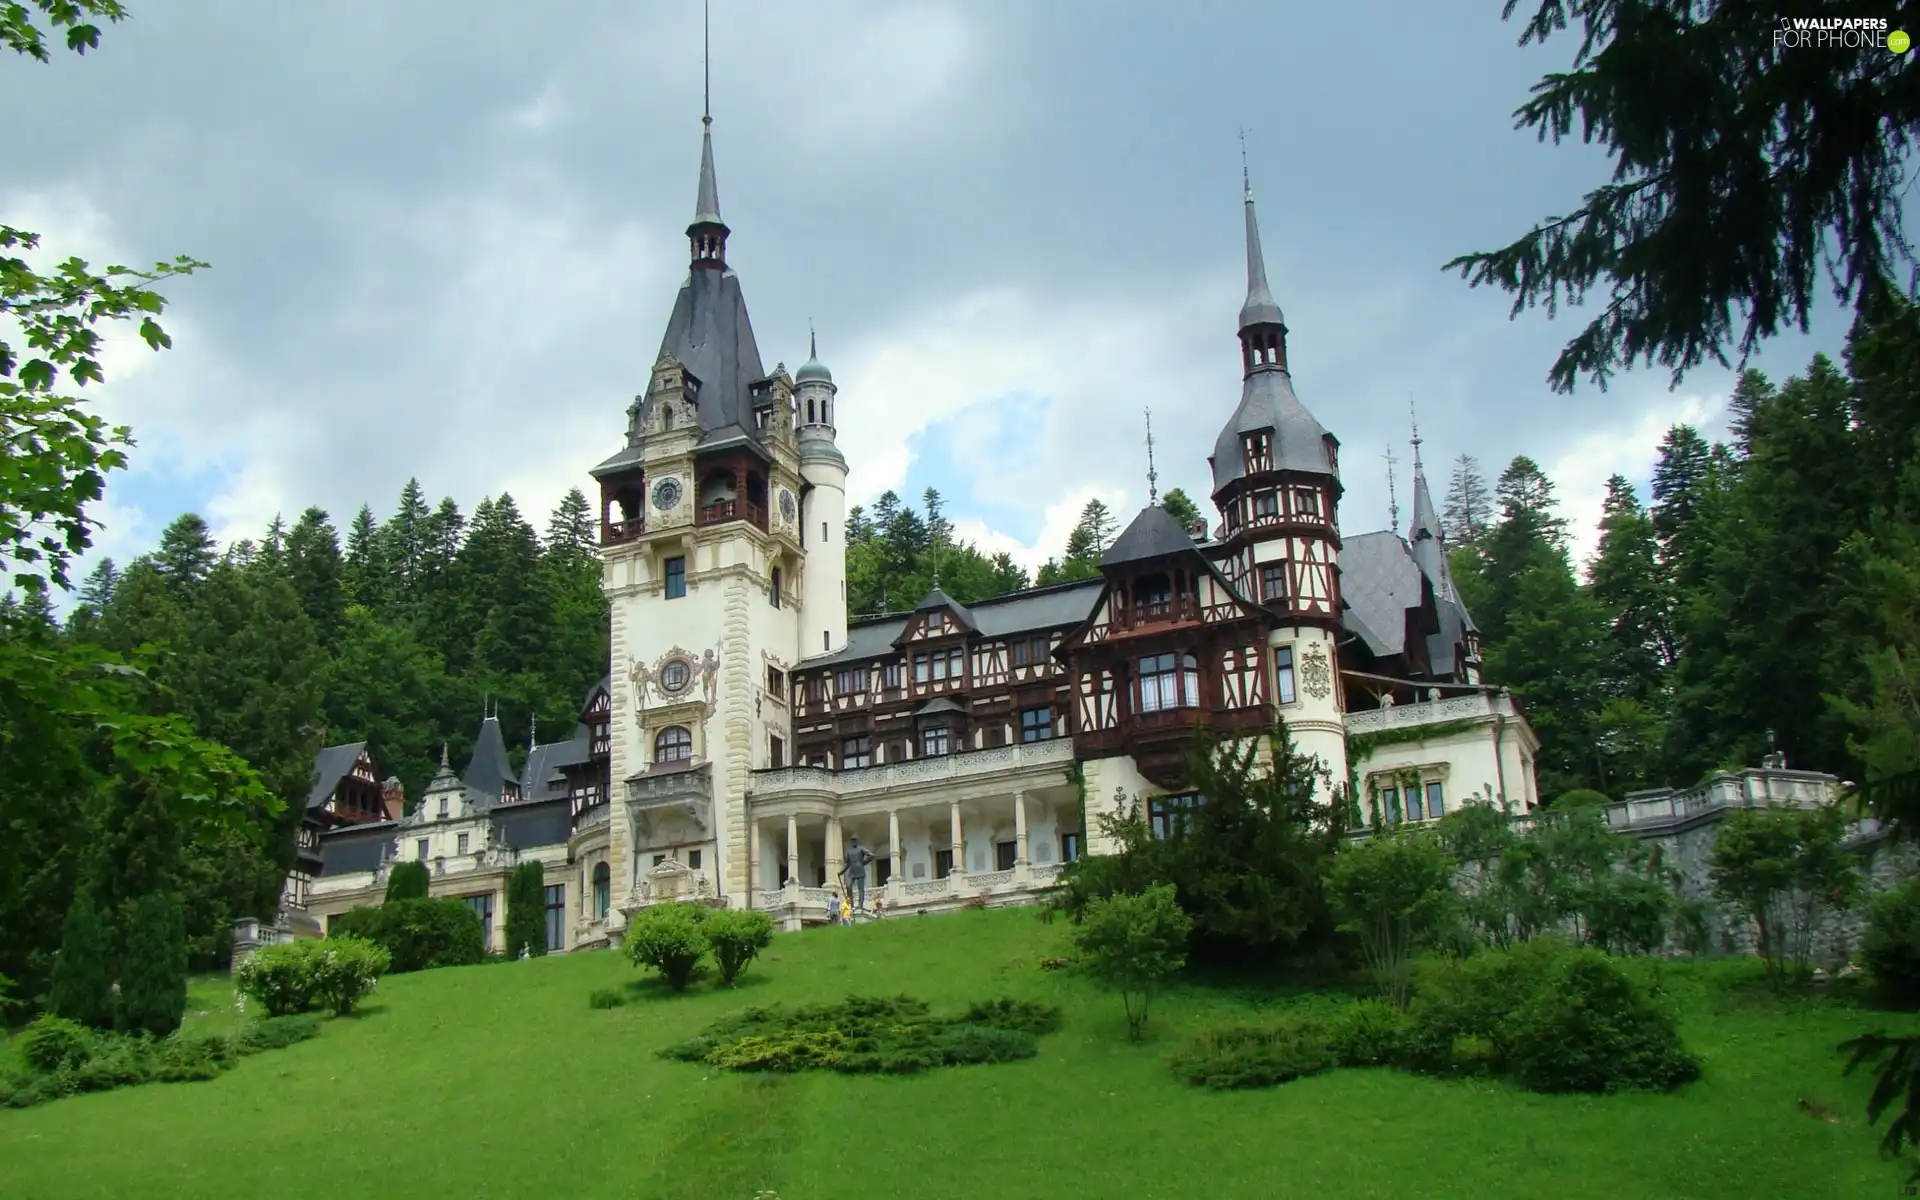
[1555,788,1613,809]
[1324,999,1409,1067]
[704,908,775,986]
[235,942,319,1016]
[307,937,390,1015]
[505,861,547,958]
[1073,883,1192,1041]
[625,906,709,990]
[232,1014,323,1053]
[1326,831,1458,1008]
[1504,950,1702,1093]
[333,898,485,973]
[660,994,1060,1076]
[19,1014,92,1073]
[116,892,188,1037]
[1398,939,1565,1074]
[49,891,115,1030]
[588,988,626,1010]
[1170,1019,1336,1090]
[1862,878,1920,1003]
[384,860,430,902]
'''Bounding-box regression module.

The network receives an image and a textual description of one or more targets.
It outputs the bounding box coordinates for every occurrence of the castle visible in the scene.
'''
[290,103,1547,952]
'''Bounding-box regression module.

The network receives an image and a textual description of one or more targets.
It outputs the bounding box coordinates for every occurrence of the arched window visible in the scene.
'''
[655,725,693,763]
[592,862,610,919]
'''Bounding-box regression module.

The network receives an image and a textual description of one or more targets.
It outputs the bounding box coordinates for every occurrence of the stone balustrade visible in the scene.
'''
[1343,691,1514,737]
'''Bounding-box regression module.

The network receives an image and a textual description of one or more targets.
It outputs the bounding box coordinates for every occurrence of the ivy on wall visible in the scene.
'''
[1344,717,1489,829]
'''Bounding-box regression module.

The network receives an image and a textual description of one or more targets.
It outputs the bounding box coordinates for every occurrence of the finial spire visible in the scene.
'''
[1410,397,1424,471]
[1384,445,1401,534]
[439,742,450,769]
[1144,406,1160,506]
[809,319,816,361]
[689,0,724,238]
[529,715,538,753]
[703,0,711,128]
[1237,131,1285,336]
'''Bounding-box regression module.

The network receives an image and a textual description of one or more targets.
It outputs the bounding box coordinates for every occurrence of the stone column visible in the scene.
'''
[888,808,903,892]
[784,813,799,891]
[747,817,761,907]
[1014,790,1030,883]
[949,799,965,893]
[826,813,844,896]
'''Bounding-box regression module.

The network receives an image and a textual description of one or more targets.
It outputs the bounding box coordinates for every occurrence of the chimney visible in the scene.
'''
[381,777,406,821]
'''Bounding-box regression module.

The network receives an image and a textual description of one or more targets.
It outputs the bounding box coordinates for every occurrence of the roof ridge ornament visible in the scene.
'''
[1144,406,1160,506]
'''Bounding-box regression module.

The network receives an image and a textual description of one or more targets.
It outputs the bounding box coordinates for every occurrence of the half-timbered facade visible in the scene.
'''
[276,108,1540,944]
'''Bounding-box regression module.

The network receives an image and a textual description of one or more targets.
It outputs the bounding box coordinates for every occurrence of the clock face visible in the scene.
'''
[779,489,796,522]
[651,477,683,511]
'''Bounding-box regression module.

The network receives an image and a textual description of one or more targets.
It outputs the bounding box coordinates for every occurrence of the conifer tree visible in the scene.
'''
[283,506,347,648]
[49,890,115,1030]
[1160,487,1203,532]
[154,513,217,590]
[115,891,187,1037]
[505,861,546,957]
[1442,455,1492,548]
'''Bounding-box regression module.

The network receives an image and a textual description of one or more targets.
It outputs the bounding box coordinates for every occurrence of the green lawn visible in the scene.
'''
[0,908,1911,1199]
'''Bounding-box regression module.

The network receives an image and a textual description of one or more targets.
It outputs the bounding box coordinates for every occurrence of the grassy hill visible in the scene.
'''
[0,907,1910,1199]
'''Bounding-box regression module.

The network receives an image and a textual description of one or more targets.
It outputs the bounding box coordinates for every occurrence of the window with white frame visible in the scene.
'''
[1137,652,1199,712]
[1273,646,1297,705]
[921,725,951,757]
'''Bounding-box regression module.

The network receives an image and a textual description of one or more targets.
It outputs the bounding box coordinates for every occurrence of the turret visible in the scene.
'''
[795,328,848,657]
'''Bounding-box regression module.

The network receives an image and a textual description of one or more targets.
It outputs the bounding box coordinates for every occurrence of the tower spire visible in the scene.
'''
[1384,444,1401,534]
[1410,397,1425,473]
[688,0,727,266]
[1236,131,1287,375]
[1144,406,1160,506]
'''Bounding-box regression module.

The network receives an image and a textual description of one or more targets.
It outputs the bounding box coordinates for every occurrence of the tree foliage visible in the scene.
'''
[1453,0,1920,393]
[1709,804,1861,989]
[504,860,546,958]
[1072,883,1192,1042]
[1325,830,1457,1009]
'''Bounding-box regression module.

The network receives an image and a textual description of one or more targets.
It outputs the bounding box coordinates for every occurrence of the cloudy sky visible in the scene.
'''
[3,0,1861,596]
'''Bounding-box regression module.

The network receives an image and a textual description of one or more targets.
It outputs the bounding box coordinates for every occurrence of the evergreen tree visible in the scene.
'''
[381,478,432,605]
[153,513,216,590]
[322,605,455,801]
[923,487,953,549]
[1443,454,1493,547]
[1452,1,1920,393]
[283,506,347,649]
[115,891,187,1037]
[1650,423,1716,569]
[385,859,430,901]
[65,557,119,637]
[48,890,114,1030]
[342,504,386,610]
[987,551,1030,594]
[544,488,597,562]
[505,861,547,957]
[1160,487,1203,532]
[1587,475,1673,695]
[1065,498,1118,559]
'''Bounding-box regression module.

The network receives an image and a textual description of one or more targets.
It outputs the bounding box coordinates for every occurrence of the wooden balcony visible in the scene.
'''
[603,517,645,546]
[696,499,769,532]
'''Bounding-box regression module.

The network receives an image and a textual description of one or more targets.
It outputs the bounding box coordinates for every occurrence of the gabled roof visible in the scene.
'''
[896,586,978,640]
[307,742,370,811]
[797,579,1104,669]
[1101,504,1201,567]
[521,734,592,804]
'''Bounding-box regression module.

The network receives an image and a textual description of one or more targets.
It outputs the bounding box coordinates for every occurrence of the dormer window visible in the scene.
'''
[1242,431,1272,473]
[1134,573,1173,619]
[1293,487,1321,518]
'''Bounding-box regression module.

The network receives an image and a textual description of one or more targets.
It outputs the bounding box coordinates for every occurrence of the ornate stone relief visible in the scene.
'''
[628,644,723,728]
[1300,643,1334,701]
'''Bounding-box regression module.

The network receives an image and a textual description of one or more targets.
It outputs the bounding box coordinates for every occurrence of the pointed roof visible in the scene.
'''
[1238,181,1286,332]
[692,117,724,228]
[1101,504,1200,567]
[905,585,978,634]
[307,741,371,811]
[461,715,517,800]
[796,326,833,385]
[1209,176,1334,493]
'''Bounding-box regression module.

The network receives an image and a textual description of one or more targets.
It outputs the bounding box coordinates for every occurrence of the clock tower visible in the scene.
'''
[589,107,831,923]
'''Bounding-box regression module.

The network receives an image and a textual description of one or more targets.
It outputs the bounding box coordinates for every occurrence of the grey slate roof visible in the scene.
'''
[1238,190,1286,332]
[462,717,517,800]
[495,797,572,851]
[656,267,768,447]
[692,121,722,228]
[307,742,369,812]
[1338,531,1424,659]
[1209,369,1337,490]
[913,586,978,631]
[521,734,591,804]
[796,328,832,384]
[1405,464,1477,672]
[797,579,1103,669]
[916,697,967,716]
[1102,504,1200,567]
[316,821,395,878]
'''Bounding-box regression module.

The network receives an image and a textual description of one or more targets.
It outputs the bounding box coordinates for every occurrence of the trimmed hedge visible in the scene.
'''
[329,898,485,973]
[234,937,390,1017]
[384,860,430,902]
